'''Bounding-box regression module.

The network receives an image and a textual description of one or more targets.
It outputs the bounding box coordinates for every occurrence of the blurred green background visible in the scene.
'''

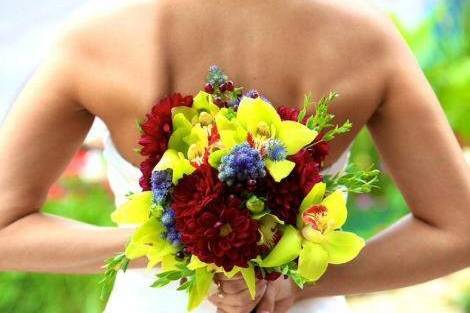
[0,1,469,313]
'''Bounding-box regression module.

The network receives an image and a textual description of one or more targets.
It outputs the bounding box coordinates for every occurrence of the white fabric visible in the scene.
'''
[102,131,351,313]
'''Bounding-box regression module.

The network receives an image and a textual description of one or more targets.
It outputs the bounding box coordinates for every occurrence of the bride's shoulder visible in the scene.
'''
[42,0,160,108]
[303,0,401,48]
[52,0,157,62]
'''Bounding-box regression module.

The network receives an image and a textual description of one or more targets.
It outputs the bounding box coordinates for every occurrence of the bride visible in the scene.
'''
[0,0,469,312]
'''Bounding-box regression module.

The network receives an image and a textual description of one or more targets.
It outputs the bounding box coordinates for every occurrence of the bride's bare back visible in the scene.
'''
[0,0,469,305]
[67,0,387,166]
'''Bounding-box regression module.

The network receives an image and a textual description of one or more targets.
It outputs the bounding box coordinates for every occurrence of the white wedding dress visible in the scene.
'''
[102,131,351,313]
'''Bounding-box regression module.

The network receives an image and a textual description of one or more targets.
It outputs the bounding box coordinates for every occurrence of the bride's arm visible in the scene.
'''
[214,20,470,313]
[0,35,132,274]
[298,25,470,299]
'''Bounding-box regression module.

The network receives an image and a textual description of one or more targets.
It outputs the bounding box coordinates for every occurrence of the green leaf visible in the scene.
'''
[135,119,143,134]
[240,264,256,300]
[100,253,129,302]
[309,91,338,133]
[322,120,353,142]
[151,278,171,288]
[188,268,214,311]
[324,164,380,194]
[177,280,192,291]
[298,93,313,123]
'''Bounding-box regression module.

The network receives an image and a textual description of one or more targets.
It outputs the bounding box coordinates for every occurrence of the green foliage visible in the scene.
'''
[99,253,129,302]
[279,261,308,289]
[324,164,381,194]
[452,286,470,313]
[394,2,470,139]
[152,262,195,291]
[305,91,338,132]
[303,91,352,142]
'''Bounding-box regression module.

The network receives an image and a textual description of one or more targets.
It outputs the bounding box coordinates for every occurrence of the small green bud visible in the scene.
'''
[246,195,265,214]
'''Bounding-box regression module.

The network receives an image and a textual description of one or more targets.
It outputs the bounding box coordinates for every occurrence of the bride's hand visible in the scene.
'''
[255,277,300,313]
[209,274,267,313]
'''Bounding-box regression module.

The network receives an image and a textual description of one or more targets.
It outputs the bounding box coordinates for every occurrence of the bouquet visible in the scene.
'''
[101,66,379,310]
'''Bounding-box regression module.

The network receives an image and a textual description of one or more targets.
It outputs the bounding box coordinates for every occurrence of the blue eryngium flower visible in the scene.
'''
[161,208,175,226]
[161,206,181,246]
[207,65,228,87]
[218,143,266,185]
[265,139,287,161]
[151,169,173,204]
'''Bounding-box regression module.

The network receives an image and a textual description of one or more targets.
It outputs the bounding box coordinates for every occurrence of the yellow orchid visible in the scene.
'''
[111,192,177,270]
[298,182,365,281]
[168,91,220,165]
[232,97,317,182]
[259,183,365,282]
[214,107,248,149]
[153,149,195,184]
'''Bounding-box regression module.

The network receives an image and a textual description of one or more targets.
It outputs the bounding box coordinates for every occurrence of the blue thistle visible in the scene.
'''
[161,206,181,246]
[151,169,173,204]
[227,97,241,110]
[161,208,175,226]
[245,89,259,99]
[207,65,227,87]
[218,143,266,185]
[245,89,271,103]
[265,139,287,161]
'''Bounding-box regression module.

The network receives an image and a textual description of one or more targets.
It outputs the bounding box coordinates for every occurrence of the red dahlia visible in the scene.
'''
[265,174,305,225]
[263,149,323,225]
[306,132,329,164]
[289,149,323,194]
[175,196,261,271]
[138,93,192,190]
[171,163,224,218]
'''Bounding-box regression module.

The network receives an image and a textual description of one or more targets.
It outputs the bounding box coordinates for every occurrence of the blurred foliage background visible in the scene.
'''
[0,1,469,313]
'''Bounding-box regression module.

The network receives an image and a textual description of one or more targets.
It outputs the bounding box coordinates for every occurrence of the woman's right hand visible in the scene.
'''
[209,274,267,313]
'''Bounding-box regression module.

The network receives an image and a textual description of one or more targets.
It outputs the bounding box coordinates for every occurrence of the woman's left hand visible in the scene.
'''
[209,274,299,313]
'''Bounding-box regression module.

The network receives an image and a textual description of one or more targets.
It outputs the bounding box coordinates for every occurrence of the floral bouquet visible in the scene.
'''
[101,66,379,310]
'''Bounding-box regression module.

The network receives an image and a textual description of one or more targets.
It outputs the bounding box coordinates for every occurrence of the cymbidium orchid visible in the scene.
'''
[259,182,365,282]
[218,96,318,182]
[167,91,219,165]
[111,192,177,269]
